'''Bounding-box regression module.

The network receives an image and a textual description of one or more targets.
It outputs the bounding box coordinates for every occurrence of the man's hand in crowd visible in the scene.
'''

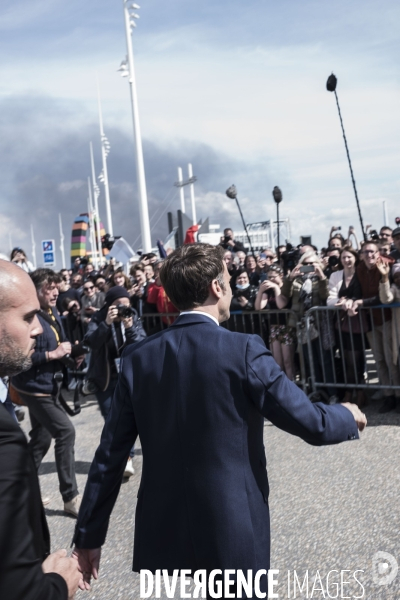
[42,549,82,599]
[105,305,119,326]
[72,547,102,591]
[49,342,72,361]
[341,403,367,432]
[85,306,98,314]
[131,283,144,298]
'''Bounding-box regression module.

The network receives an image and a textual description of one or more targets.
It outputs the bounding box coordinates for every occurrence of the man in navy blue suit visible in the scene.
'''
[73,243,366,595]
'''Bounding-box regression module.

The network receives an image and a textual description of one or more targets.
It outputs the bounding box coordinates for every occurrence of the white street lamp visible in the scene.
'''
[87,177,98,269]
[97,80,114,236]
[30,224,37,269]
[90,142,103,267]
[119,1,152,252]
[58,213,66,269]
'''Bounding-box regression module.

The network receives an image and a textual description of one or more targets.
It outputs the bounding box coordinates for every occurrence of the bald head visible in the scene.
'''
[0,260,36,312]
[0,260,42,377]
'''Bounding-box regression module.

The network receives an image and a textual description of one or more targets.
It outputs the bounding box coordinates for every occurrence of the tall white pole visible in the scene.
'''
[123,1,152,252]
[8,233,12,253]
[383,199,389,227]
[188,163,197,224]
[177,167,185,214]
[30,224,37,269]
[97,80,114,236]
[88,177,98,269]
[90,142,103,268]
[58,213,66,269]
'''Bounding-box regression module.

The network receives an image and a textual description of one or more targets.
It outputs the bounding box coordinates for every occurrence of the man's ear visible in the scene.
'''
[209,278,223,300]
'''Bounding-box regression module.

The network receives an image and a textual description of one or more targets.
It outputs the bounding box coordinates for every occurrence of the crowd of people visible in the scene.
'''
[221,224,400,412]
[5,222,400,426]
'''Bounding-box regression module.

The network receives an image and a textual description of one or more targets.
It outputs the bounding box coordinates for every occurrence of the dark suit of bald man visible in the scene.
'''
[0,402,68,599]
[73,313,358,590]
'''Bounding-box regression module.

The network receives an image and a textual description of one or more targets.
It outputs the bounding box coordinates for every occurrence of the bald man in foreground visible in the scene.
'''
[0,260,81,599]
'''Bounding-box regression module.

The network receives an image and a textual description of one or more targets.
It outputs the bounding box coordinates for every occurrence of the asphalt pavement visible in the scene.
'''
[20,391,400,600]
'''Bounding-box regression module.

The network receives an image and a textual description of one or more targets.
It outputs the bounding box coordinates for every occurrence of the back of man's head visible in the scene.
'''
[160,243,226,311]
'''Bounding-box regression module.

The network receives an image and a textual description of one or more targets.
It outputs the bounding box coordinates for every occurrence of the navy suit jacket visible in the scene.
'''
[74,313,358,573]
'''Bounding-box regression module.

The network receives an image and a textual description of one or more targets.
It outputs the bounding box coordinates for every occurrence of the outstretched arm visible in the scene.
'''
[246,335,366,445]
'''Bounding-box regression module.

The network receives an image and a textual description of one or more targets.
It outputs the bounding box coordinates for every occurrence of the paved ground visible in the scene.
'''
[20,391,400,600]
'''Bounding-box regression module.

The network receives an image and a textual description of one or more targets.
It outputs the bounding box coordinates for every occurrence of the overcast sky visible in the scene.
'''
[1,0,399,265]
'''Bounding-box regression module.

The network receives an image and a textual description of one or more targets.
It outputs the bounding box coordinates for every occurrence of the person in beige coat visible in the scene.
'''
[378,263,400,373]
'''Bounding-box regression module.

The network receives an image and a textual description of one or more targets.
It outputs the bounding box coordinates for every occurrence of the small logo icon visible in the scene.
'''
[372,551,398,586]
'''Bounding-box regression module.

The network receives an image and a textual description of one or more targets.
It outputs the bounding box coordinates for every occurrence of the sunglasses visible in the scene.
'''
[267,265,283,273]
[84,286,94,291]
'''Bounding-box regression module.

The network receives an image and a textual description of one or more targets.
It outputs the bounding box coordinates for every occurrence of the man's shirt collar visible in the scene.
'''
[179,310,219,326]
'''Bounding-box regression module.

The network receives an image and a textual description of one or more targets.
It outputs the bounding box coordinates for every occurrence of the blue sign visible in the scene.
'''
[42,239,55,267]
[43,252,55,264]
[42,240,54,253]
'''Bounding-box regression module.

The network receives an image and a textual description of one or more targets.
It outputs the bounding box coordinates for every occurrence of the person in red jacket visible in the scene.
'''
[147,278,178,326]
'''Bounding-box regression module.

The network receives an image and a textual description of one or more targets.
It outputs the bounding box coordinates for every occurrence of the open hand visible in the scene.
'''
[376,259,390,280]
[72,547,102,591]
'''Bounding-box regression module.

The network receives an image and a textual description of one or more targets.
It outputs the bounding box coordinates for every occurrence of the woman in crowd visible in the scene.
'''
[108,267,132,293]
[255,265,295,380]
[10,247,34,273]
[229,268,259,333]
[281,251,335,400]
[244,254,260,286]
[327,246,365,406]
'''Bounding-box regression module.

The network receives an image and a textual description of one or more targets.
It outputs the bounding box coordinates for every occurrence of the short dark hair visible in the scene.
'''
[30,268,61,291]
[160,243,226,311]
[380,226,392,233]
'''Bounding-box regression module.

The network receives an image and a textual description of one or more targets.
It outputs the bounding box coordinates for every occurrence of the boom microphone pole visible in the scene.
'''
[225,185,255,256]
[326,73,367,241]
[272,186,283,258]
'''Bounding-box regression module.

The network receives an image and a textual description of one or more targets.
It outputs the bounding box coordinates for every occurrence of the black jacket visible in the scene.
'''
[84,308,146,391]
[12,309,66,396]
[0,404,68,599]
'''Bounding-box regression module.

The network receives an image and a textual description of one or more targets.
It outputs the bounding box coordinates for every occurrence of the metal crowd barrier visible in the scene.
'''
[140,310,308,392]
[304,304,400,397]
